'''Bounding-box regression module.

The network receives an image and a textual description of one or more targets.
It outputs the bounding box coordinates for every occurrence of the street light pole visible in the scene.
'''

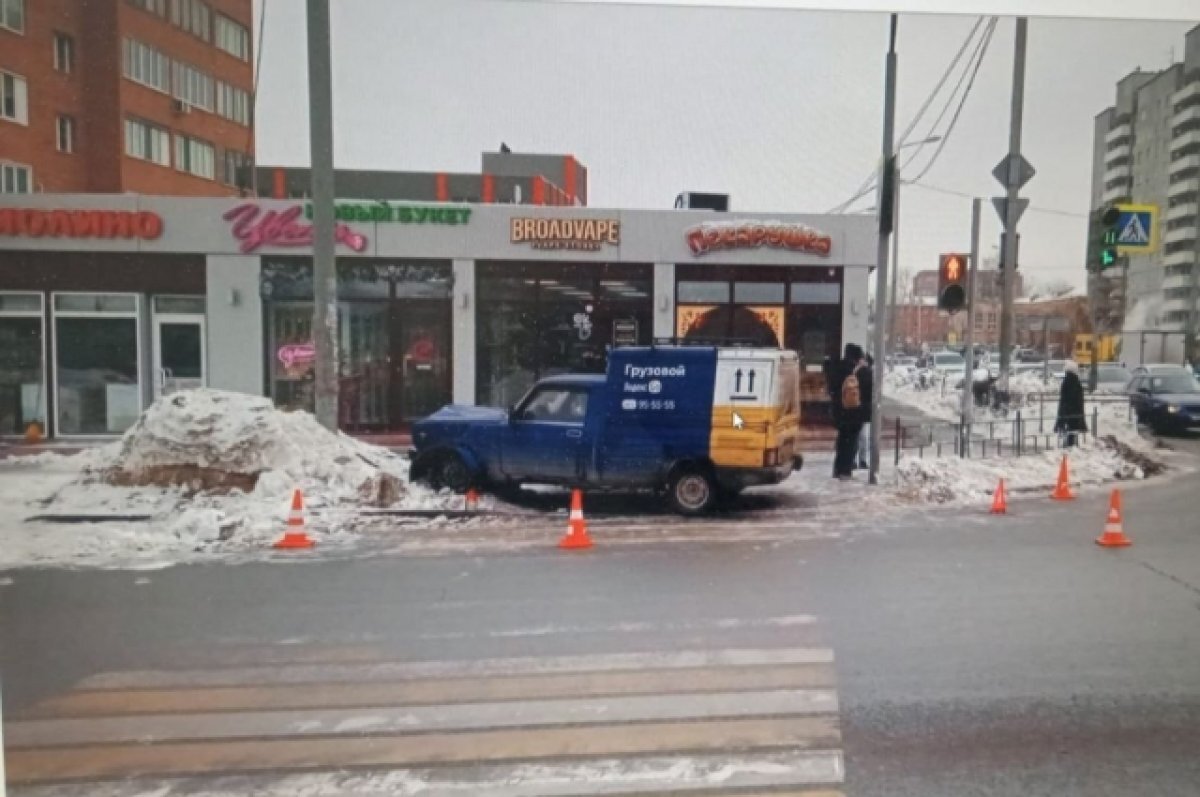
[869,14,898,486]
[997,17,1028,385]
[307,0,338,430]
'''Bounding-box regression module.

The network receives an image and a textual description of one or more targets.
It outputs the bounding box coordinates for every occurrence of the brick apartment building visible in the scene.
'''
[0,0,253,196]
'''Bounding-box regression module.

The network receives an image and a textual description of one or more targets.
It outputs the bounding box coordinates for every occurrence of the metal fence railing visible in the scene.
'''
[891,396,1132,464]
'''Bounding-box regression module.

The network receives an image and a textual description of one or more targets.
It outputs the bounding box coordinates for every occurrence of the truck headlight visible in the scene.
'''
[1168,404,1180,413]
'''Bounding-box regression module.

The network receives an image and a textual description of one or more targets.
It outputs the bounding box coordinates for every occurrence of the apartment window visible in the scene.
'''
[122,39,170,93]
[221,148,250,187]
[124,118,170,166]
[214,14,249,60]
[175,135,215,179]
[216,81,250,125]
[53,34,74,73]
[172,62,214,111]
[1,162,31,194]
[56,115,74,153]
[0,0,23,33]
[129,0,167,15]
[171,0,211,40]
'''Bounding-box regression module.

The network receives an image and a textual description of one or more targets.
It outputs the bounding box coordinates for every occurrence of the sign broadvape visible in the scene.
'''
[511,218,620,251]
[685,220,832,257]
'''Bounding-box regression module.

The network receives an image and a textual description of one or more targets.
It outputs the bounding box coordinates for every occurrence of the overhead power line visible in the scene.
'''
[827,16,986,214]
[905,180,1088,218]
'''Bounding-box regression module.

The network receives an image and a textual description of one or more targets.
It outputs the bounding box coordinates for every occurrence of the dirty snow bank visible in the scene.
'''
[893,435,1154,504]
[1,390,471,569]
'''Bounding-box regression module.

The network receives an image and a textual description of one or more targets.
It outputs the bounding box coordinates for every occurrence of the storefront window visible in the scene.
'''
[53,293,140,435]
[262,259,452,429]
[476,263,652,407]
[0,293,45,435]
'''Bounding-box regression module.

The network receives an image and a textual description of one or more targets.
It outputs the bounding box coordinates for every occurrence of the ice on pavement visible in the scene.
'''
[0,390,468,569]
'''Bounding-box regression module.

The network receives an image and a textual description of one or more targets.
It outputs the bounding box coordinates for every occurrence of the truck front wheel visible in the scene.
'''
[667,468,717,516]
[431,452,473,493]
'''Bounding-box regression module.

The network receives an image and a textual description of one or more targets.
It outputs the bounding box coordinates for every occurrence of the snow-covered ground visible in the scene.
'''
[0,391,484,570]
[0,386,1183,570]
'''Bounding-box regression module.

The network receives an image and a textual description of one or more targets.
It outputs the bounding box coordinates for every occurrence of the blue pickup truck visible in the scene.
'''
[410,345,803,514]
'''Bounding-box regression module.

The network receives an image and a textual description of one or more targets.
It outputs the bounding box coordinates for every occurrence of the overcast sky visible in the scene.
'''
[253,1,1196,290]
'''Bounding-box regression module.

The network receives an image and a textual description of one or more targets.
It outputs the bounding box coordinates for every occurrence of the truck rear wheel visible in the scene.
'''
[667,468,717,516]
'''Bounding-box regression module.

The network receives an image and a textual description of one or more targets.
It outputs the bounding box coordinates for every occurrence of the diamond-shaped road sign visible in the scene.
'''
[993,153,1036,191]
[992,196,1029,230]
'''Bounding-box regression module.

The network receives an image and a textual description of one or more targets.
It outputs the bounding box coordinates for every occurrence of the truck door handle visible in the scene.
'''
[566,429,583,439]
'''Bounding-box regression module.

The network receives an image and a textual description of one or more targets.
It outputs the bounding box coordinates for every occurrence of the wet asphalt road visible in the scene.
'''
[3,470,1200,795]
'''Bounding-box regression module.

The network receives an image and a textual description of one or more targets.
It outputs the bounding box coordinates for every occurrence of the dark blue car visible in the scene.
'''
[1128,368,1200,435]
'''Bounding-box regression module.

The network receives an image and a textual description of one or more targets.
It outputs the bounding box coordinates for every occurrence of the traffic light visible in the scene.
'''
[937,253,968,313]
[1099,206,1121,269]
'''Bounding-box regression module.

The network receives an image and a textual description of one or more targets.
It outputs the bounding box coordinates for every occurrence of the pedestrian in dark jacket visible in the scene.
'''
[857,353,874,469]
[1055,360,1087,447]
[833,343,866,479]
[822,356,840,427]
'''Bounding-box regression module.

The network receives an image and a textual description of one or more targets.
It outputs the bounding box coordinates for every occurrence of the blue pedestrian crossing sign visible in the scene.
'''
[1115,204,1157,253]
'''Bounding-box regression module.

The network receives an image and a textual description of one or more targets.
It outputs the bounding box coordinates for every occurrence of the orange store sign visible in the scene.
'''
[0,208,164,240]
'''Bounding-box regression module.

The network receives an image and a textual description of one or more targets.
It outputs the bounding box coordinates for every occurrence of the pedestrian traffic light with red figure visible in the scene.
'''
[937,253,968,313]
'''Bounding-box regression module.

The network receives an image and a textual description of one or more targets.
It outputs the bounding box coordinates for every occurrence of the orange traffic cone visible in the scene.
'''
[990,479,1007,514]
[558,488,593,550]
[1050,455,1075,501]
[1095,489,1132,548]
[465,488,480,512]
[273,489,315,549]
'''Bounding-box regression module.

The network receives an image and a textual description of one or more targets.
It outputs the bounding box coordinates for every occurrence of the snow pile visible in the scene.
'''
[93,389,404,505]
[1,390,473,568]
[893,436,1152,504]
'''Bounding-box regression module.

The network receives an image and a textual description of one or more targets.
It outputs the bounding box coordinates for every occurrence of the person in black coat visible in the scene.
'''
[832,344,866,479]
[1055,360,1088,447]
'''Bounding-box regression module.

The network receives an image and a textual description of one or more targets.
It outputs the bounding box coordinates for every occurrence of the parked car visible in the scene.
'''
[1090,364,1131,393]
[1127,367,1200,435]
[929,351,966,377]
[410,345,803,515]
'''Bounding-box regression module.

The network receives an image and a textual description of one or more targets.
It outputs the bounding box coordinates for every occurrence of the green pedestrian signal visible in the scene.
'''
[1099,206,1121,270]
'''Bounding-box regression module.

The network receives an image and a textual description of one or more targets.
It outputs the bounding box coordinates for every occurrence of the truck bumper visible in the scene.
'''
[715,456,802,491]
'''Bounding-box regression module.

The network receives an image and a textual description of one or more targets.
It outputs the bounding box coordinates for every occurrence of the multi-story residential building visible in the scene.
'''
[253,151,590,206]
[1088,24,1200,362]
[0,0,254,197]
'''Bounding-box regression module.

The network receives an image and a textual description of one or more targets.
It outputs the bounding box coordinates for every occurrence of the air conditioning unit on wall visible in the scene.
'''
[171,99,192,115]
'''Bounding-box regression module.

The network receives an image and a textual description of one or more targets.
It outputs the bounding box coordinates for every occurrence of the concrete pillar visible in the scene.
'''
[205,255,264,396]
[842,266,870,351]
[452,258,476,404]
[653,262,675,339]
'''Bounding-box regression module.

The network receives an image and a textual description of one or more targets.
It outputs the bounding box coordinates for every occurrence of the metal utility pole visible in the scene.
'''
[887,182,901,359]
[307,0,338,429]
[961,198,981,428]
[869,14,898,486]
[1186,226,1200,366]
[997,17,1029,385]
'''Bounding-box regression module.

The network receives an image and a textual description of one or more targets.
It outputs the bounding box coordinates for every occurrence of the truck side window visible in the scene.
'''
[519,387,588,423]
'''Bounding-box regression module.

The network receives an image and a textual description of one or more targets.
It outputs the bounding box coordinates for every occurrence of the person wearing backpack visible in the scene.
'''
[834,343,867,479]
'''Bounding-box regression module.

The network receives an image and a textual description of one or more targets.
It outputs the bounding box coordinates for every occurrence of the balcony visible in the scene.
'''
[1173,128,1200,151]
[1102,181,1130,204]
[1173,105,1200,129]
[1169,153,1200,177]
[1103,162,1132,182]
[1168,177,1199,199]
[1104,143,1132,166]
[1166,201,1198,223]
[1164,225,1196,246]
[1164,247,1199,267]
[1162,271,1193,292]
[1105,122,1132,146]
[1172,80,1200,107]
[1160,295,1196,316]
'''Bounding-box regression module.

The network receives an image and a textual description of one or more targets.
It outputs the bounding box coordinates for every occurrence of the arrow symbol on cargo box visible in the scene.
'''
[732,412,745,430]
[734,369,743,393]
[747,369,756,393]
